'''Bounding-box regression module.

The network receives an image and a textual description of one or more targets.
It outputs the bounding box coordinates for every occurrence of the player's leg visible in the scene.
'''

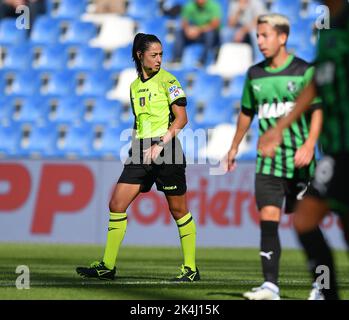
[76,162,151,280]
[156,160,199,282]
[243,174,283,300]
[294,195,339,299]
[76,183,141,280]
[166,193,200,282]
[102,182,142,269]
[165,193,199,282]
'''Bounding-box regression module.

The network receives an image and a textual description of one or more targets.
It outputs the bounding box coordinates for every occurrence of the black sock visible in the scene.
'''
[260,221,281,286]
[297,227,339,300]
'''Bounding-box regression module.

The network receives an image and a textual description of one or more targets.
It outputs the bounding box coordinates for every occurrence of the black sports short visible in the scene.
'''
[255,173,311,213]
[117,137,187,196]
[308,153,349,214]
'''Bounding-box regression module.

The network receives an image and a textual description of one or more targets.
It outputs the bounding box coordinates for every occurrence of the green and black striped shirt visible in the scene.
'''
[314,4,349,155]
[242,55,321,179]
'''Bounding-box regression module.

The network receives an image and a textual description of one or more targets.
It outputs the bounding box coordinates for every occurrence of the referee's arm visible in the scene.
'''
[161,103,188,145]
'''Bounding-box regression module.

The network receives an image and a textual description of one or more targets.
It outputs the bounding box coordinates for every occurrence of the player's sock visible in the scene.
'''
[260,220,281,286]
[102,212,127,270]
[176,212,196,271]
[297,226,339,300]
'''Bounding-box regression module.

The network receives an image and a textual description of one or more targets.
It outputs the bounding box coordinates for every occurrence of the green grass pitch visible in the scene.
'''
[0,243,348,300]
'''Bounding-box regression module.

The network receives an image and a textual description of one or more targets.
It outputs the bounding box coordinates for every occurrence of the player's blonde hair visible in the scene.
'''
[257,14,290,36]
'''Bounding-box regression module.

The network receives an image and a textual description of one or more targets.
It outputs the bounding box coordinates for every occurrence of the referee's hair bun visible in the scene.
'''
[134,33,147,43]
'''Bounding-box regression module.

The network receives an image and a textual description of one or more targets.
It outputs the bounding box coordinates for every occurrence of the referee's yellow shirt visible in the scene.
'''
[130,68,186,139]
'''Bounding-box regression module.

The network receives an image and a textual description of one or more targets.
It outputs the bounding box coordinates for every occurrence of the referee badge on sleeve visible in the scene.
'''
[139,97,145,107]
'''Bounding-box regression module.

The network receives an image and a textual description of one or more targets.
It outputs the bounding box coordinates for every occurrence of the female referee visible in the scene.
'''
[76,33,200,282]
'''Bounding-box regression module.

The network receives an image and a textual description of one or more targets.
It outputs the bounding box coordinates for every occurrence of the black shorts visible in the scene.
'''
[255,173,311,213]
[118,163,187,195]
[308,153,349,214]
[117,137,187,196]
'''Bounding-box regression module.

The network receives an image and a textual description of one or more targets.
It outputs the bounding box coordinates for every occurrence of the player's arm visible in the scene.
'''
[294,108,323,168]
[227,110,254,171]
[258,80,317,158]
[227,75,255,171]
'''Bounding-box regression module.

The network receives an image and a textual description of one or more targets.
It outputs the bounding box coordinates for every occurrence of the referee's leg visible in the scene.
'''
[166,193,199,280]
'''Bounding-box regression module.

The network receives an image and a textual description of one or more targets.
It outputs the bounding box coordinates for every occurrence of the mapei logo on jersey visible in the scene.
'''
[258,101,295,119]
[287,81,298,93]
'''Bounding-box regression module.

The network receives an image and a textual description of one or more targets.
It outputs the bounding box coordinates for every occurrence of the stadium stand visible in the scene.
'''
[0,0,320,160]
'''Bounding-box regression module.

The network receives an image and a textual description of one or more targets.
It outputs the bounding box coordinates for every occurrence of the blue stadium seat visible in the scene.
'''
[55,123,94,158]
[82,98,122,125]
[54,0,88,19]
[0,96,14,125]
[70,46,105,71]
[17,123,59,158]
[2,45,33,71]
[12,96,46,124]
[0,71,8,95]
[43,70,76,96]
[181,44,204,70]
[0,123,21,157]
[288,18,315,50]
[119,106,135,127]
[45,0,56,15]
[297,46,317,63]
[168,69,188,89]
[270,0,302,23]
[138,17,168,42]
[62,21,97,45]
[226,74,246,99]
[163,0,187,8]
[32,44,69,71]
[197,96,234,127]
[45,96,83,125]
[215,0,229,25]
[185,96,199,123]
[90,125,129,159]
[127,0,159,21]
[189,71,224,102]
[0,18,28,45]
[30,16,62,44]
[303,0,322,19]
[108,45,133,71]
[8,70,42,96]
[76,70,113,97]
[161,39,174,64]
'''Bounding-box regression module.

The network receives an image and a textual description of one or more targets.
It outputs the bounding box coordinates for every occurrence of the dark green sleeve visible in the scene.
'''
[241,76,256,116]
[304,66,322,110]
